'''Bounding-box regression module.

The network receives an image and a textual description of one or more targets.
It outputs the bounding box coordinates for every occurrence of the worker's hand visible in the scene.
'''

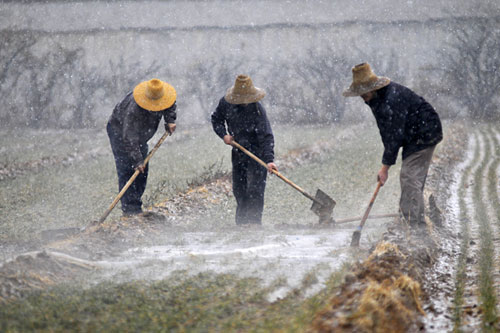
[223,135,234,145]
[166,123,176,135]
[135,164,146,173]
[267,162,278,174]
[377,164,390,185]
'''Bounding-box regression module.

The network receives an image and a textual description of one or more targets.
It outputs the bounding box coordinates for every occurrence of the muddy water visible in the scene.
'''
[84,225,388,301]
[0,218,390,304]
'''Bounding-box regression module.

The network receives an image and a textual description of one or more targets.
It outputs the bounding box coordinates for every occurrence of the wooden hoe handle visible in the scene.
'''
[98,131,171,224]
[359,181,382,229]
[350,181,382,247]
[231,141,318,203]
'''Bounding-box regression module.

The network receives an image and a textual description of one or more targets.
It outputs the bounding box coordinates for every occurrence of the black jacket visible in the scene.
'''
[107,92,176,167]
[211,97,274,163]
[366,82,442,165]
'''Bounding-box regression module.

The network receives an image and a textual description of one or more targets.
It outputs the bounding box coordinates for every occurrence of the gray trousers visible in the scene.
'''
[399,145,436,227]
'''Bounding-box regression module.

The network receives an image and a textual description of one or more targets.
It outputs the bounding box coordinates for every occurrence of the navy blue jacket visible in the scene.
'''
[107,92,176,167]
[211,97,275,163]
[366,82,442,165]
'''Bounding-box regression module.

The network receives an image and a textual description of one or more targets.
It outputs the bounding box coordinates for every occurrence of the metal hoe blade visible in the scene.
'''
[311,189,336,224]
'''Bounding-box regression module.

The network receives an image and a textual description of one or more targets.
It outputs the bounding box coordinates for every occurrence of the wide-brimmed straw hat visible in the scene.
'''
[343,63,390,97]
[225,74,266,105]
[133,78,176,111]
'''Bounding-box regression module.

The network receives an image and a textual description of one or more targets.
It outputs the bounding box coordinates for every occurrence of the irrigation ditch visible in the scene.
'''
[1,121,499,332]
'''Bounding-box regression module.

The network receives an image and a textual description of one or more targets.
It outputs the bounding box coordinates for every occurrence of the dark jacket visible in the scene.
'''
[107,92,176,167]
[366,82,442,165]
[211,97,274,163]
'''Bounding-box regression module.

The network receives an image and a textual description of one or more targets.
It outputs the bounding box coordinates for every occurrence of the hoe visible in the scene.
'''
[98,131,171,224]
[231,141,336,224]
[41,131,170,241]
[350,181,382,247]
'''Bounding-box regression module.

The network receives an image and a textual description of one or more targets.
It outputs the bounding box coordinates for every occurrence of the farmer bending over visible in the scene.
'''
[343,63,443,230]
[211,74,278,225]
[107,79,177,216]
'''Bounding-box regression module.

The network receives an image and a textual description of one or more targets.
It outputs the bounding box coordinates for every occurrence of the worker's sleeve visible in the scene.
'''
[163,102,177,125]
[379,103,407,166]
[122,112,145,168]
[163,102,177,133]
[255,104,275,163]
[211,99,228,139]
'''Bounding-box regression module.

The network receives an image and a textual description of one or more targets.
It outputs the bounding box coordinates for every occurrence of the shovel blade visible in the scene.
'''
[310,189,336,220]
[350,229,361,247]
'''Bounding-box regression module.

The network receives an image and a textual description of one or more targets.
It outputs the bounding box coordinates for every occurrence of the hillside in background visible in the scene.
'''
[1,0,498,128]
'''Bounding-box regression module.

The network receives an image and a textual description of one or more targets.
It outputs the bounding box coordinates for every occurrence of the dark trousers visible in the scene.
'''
[232,148,267,225]
[107,123,148,215]
[399,145,436,227]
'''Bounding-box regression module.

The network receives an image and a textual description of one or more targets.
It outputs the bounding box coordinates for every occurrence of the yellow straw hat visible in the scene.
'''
[225,74,266,105]
[343,63,390,97]
[133,78,176,111]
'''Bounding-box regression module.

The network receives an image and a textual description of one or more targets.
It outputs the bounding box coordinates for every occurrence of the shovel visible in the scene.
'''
[97,131,171,224]
[231,141,336,224]
[350,181,382,247]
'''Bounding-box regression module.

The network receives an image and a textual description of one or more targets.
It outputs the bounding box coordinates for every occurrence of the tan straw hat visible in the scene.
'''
[133,78,176,111]
[225,74,266,105]
[343,63,390,97]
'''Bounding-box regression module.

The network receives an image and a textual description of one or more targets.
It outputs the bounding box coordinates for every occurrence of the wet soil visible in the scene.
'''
[0,122,476,332]
[0,137,363,302]
[310,123,468,332]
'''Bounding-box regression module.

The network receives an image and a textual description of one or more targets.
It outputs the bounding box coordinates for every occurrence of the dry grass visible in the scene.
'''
[311,240,427,332]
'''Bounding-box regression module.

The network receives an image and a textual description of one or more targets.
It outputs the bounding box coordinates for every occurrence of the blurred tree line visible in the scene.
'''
[0,15,498,129]
[416,15,500,121]
[0,30,164,128]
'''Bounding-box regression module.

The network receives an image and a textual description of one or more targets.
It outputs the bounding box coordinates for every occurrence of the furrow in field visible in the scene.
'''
[473,129,499,330]
[487,127,500,326]
[423,124,471,333]
[452,132,481,331]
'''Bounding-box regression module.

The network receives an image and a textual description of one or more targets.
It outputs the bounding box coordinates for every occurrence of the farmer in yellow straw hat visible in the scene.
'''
[211,74,278,225]
[343,63,443,230]
[106,78,177,216]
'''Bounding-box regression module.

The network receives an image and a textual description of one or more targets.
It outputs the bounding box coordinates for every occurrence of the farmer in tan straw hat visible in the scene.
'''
[106,78,177,216]
[344,63,443,230]
[211,74,278,225]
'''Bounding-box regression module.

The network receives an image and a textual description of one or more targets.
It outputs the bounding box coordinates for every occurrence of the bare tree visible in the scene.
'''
[64,52,107,128]
[0,31,39,126]
[16,45,81,128]
[442,16,500,120]
[185,56,244,122]
[265,46,351,124]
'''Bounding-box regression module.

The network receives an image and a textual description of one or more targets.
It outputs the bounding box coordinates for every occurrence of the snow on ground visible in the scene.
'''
[422,132,475,332]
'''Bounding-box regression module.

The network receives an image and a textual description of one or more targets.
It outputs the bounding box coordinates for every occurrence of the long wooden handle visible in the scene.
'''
[98,131,171,224]
[231,141,318,203]
[357,181,382,230]
[336,213,397,224]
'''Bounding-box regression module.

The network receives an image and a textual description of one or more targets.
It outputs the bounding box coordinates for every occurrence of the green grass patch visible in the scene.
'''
[0,265,351,332]
[2,124,355,242]
[0,121,402,242]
